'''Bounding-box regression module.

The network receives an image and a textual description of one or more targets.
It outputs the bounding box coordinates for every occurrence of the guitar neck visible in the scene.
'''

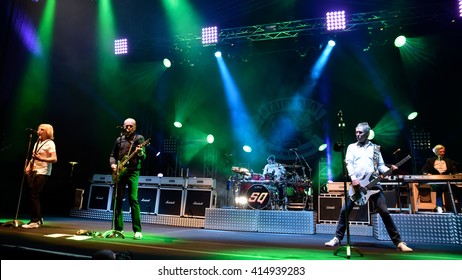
[368,155,411,187]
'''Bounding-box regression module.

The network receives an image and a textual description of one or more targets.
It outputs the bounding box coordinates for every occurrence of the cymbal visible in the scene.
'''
[231,166,250,175]
[280,164,302,168]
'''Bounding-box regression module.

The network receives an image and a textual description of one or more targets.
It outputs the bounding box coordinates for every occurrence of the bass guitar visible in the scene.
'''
[348,155,411,206]
[112,138,150,184]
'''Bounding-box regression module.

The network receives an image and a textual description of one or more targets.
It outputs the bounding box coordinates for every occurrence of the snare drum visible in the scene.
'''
[246,184,279,210]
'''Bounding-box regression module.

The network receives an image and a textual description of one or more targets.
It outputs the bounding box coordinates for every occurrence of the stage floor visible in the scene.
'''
[1,215,461,260]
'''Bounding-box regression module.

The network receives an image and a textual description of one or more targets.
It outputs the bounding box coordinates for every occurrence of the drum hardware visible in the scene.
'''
[231,166,251,176]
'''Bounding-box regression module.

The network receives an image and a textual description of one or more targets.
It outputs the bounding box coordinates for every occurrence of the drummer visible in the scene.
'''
[262,154,287,209]
[262,154,286,181]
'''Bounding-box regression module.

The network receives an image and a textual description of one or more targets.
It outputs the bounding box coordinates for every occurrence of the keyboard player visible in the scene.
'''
[421,144,462,213]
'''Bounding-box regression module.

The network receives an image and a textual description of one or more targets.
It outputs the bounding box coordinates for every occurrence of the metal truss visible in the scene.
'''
[173,4,452,45]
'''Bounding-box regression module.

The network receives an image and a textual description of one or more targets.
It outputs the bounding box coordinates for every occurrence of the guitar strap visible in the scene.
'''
[125,134,140,159]
[372,144,380,178]
[30,139,50,171]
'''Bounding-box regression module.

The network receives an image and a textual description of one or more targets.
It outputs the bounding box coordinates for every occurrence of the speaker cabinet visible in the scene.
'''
[183,189,216,218]
[318,194,369,224]
[88,184,112,211]
[109,185,130,213]
[138,187,158,214]
[157,188,184,216]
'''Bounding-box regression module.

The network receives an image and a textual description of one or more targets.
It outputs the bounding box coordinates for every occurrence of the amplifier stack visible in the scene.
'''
[318,181,370,225]
[87,174,216,218]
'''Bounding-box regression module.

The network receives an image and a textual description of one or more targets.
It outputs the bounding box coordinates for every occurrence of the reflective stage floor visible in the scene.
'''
[1,215,461,260]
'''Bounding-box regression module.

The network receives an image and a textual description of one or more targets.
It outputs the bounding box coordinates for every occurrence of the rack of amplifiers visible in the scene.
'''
[318,182,370,225]
[87,174,217,218]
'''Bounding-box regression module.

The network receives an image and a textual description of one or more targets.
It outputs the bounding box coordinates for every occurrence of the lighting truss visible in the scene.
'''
[130,3,451,55]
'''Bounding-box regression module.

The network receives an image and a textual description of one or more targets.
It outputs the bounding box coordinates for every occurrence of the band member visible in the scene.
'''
[109,118,147,240]
[262,154,287,209]
[421,144,461,213]
[22,124,57,229]
[324,122,412,252]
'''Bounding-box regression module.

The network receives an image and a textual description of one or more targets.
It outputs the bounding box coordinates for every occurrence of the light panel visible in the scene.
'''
[326,11,346,31]
[114,38,128,55]
[202,26,218,46]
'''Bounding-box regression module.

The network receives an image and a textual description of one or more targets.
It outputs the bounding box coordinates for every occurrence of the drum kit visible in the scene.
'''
[230,164,311,210]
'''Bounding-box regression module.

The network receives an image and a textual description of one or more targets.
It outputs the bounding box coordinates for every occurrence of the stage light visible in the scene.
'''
[207,134,215,144]
[326,11,346,31]
[114,38,128,55]
[318,144,327,151]
[173,121,182,128]
[459,0,462,17]
[202,26,218,46]
[215,51,222,58]
[394,35,406,48]
[243,145,252,153]
[328,40,336,46]
[368,129,375,140]
[163,58,172,68]
[407,112,418,120]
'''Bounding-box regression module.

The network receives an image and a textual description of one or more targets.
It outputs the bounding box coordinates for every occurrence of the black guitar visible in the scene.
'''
[348,155,411,206]
[112,138,150,183]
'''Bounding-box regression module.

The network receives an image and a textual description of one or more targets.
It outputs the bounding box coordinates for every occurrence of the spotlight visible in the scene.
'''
[173,121,182,128]
[207,134,215,144]
[163,58,172,68]
[394,35,406,48]
[407,112,418,120]
[318,144,327,151]
[242,145,252,153]
[214,51,222,58]
[368,129,375,140]
[328,40,336,47]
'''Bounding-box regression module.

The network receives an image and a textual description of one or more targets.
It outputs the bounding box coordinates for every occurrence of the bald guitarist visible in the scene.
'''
[109,118,148,240]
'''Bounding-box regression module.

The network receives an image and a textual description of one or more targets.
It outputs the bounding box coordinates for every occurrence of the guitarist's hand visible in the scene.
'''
[111,164,117,172]
[352,179,360,186]
[136,146,144,157]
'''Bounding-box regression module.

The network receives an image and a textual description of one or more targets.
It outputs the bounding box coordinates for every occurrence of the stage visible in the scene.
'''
[1,208,461,260]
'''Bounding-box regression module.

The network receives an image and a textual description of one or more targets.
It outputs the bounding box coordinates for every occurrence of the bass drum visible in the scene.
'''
[246,184,279,210]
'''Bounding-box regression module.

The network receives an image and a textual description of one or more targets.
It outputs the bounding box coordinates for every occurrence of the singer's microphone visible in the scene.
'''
[289,148,297,151]
[392,148,401,155]
[337,110,344,122]
[25,128,37,133]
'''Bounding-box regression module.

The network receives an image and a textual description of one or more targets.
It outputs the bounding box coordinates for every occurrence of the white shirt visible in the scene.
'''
[32,140,56,176]
[345,141,389,181]
[263,163,286,181]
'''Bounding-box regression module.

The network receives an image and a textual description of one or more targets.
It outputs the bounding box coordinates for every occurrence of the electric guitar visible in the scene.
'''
[112,138,150,183]
[348,155,411,206]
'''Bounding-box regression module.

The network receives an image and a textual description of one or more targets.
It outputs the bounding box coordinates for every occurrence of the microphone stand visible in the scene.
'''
[3,132,36,227]
[334,111,363,259]
[103,129,125,239]
[292,149,312,210]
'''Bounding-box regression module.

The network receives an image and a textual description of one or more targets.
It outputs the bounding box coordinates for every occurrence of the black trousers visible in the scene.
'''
[334,190,402,246]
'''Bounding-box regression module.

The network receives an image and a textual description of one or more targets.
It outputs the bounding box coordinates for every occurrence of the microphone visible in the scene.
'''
[289,148,297,151]
[116,125,124,129]
[25,128,37,133]
[392,148,401,155]
[337,110,344,122]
